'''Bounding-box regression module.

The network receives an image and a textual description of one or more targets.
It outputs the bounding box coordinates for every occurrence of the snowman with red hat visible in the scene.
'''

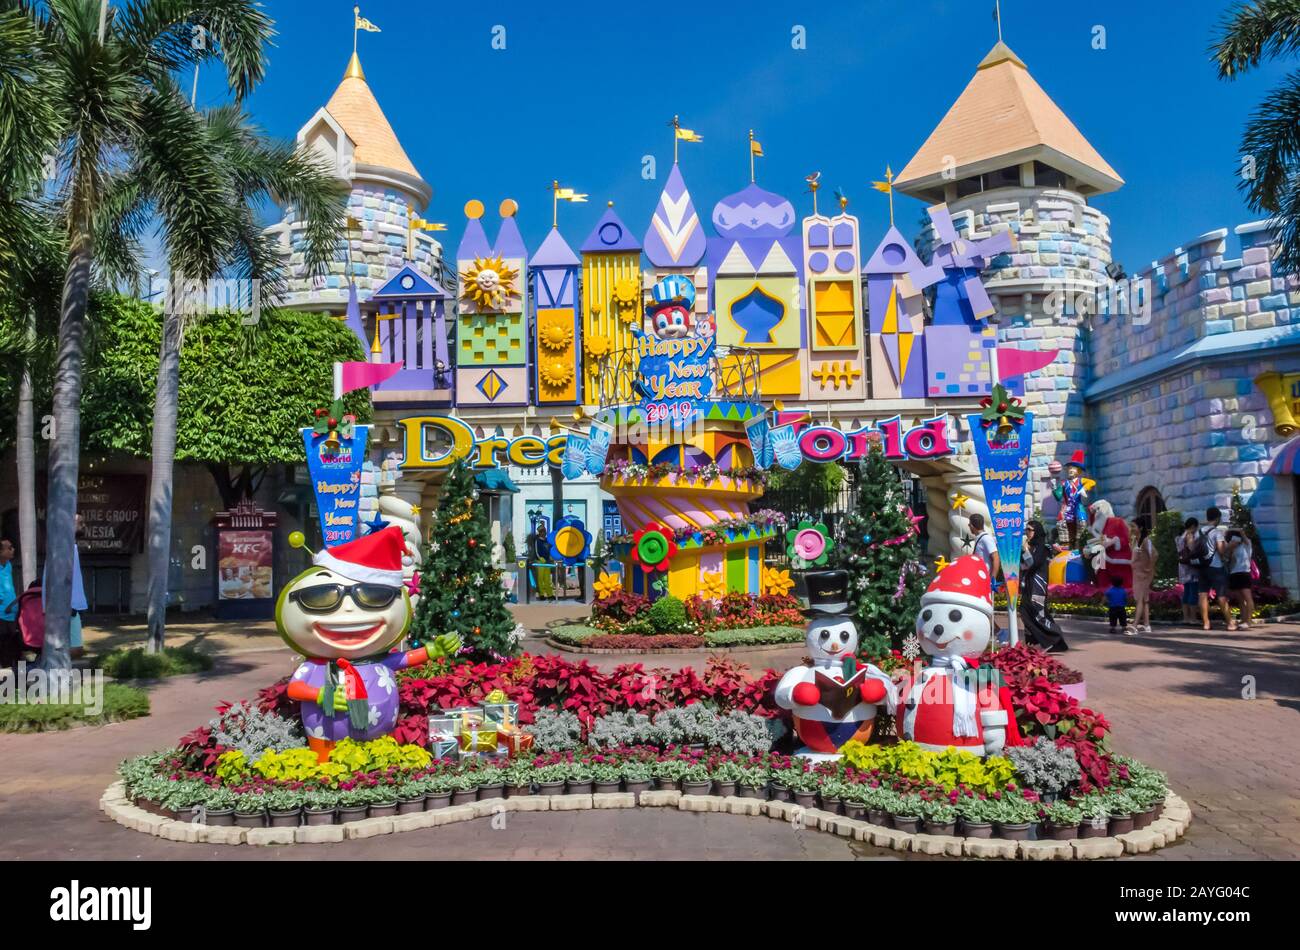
[278,526,461,761]
[897,556,1024,756]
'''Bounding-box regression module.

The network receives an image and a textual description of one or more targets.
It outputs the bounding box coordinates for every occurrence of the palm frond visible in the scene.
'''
[1213,0,1300,78]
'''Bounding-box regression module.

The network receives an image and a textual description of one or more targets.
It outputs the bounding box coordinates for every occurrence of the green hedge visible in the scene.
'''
[0,683,151,733]
[100,644,214,680]
[550,624,804,648]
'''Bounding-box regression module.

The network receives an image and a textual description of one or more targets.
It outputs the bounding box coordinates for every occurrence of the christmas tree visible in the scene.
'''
[1229,485,1270,584]
[836,446,929,652]
[410,461,517,658]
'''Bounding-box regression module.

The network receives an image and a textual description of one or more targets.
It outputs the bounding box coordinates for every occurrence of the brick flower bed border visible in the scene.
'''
[544,637,802,656]
[99,781,1192,859]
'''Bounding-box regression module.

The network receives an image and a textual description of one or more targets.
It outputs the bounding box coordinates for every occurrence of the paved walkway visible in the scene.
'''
[2,615,1296,860]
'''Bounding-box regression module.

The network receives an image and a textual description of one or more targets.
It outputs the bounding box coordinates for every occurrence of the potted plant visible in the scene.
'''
[233,791,267,829]
[736,760,768,799]
[565,760,596,795]
[861,786,892,827]
[448,771,480,806]
[681,763,712,796]
[887,791,923,834]
[919,798,959,836]
[1103,790,1137,835]
[710,759,743,798]
[476,763,506,800]
[337,787,370,823]
[591,759,623,793]
[840,782,869,821]
[1126,784,1160,829]
[534,763,569,795]
[987,794,1039,840]
[819,777,850,816]
[954,795,998,839]
[397,777,429,814]
[1041,800,1083,840]
[621,760,653,796]
[265,789,303,828]
[1076,796,1111,839]
[203,787,237,826]
[368,782,400,818]
[652,756,686,792]
[426,774,455,809]
[303,788,340,826]
[501,760,535,797]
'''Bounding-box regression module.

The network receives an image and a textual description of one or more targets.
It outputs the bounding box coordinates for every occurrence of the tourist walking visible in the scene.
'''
[1130,517,1156,634]
[968,513,1000,581]
[1019,520,1068,652]
[1175,517,1200,625]
[1194,507,1233,632]
[0,538,19,669]
[1224,527,1256,629]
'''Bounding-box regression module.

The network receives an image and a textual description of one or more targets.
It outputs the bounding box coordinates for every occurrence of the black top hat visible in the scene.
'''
[804,570,851,616]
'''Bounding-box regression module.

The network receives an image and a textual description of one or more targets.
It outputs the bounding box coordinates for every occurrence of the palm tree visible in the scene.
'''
[1213,0,1300,273]
[7,0,273,672]
[144,105,346,653]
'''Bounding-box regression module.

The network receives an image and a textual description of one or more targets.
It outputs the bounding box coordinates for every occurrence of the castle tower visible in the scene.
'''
[268,52,445,310]
[804,198,867,400]
[644,164,709,324]
[530,226,582,406]
[893,39,1123,491]
[580,203,642,399]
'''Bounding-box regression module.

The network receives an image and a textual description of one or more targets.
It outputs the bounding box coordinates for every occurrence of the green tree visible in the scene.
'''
[1153,509,1185,581]
[411,462,516,658]
[79,296,369,505]
[8,0,274,672]
[1213,0,1300,273]
[835,447,928,652]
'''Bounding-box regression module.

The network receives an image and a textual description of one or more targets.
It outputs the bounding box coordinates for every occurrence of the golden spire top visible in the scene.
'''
[344,52,365,81]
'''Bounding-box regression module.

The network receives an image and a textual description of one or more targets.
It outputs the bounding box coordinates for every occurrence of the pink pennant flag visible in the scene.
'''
[997,347,1059,381]
[334,361,403,399]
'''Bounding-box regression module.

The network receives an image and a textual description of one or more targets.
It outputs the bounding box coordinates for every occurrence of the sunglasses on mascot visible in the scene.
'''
[288,582,402,613]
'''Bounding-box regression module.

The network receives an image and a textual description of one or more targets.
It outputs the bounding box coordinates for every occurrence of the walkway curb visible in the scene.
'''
[101,781,1192,859]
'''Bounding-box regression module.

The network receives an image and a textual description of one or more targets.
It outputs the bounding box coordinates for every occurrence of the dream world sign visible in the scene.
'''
[392,413,954,472]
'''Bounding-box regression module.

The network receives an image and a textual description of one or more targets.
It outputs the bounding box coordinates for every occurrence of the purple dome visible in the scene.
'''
[712,183,796,240]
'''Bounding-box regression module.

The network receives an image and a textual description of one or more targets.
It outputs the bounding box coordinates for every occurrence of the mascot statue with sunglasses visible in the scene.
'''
[278,527,460,761]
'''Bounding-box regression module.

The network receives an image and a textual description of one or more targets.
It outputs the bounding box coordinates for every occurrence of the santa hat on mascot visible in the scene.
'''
[313,527,407,587]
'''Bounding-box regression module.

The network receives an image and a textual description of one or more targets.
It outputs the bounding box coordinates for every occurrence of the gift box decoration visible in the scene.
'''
[429,716,458,741]
[431,738,459,760]
[458,727,499,754]
[446,706,485,732]
[482,702,519,728]
[499,730,535,757]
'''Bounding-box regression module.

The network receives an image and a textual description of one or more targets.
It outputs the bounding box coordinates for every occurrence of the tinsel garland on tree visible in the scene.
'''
[1229,484,1270,584]
[835,446,929,652]
[409,461,517,658]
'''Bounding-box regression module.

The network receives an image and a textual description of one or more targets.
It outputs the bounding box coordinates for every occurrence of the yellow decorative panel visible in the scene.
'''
[715,276,800,349]
[812,280,858,349]
[581,253,641,400]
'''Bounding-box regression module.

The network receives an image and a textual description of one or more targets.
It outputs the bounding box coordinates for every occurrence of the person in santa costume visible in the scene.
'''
[774,571,897,759]
[897,556,1024,757]
[1087,499,1133,590]
[277,526,460,761]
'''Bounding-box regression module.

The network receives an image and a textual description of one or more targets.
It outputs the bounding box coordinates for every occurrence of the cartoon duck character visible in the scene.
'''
[897,556,1024,757]
[774,571,897,759]
[278,527,460,761]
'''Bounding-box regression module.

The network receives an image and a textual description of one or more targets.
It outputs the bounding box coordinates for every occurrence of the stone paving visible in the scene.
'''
[2,612,1296,860]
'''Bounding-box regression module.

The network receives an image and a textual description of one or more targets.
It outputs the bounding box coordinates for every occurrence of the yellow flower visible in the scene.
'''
[540,359,574,389]
[538,314,574,352]
[612,277,640,307]
[700,570,726,600]
[594,571,622,600]
[762,567,794,597]
[585,335,612,361]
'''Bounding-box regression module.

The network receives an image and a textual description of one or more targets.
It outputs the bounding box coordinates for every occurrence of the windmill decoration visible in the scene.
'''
[914,203,1017,322]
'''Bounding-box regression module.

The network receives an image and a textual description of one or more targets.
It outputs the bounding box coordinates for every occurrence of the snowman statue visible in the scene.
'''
[775,571,897,760]
[897,556,1024,757]
[278,526,460,762]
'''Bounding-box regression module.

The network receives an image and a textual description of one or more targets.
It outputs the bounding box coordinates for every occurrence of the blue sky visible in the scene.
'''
[198,0,1287,271]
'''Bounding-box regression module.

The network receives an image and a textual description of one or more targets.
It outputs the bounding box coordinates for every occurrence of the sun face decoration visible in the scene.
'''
[538,315,574,352]
[461,255,518,310]
[540,358,574,389]
[584,335,612,361]
[613,277,642,323]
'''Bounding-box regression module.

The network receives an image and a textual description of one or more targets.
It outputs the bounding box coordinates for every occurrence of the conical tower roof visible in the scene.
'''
[895,41,1122,198]
[531,228,579,268]
[581,203,641,253]
[644,164,707,267]
[324,54,421,180]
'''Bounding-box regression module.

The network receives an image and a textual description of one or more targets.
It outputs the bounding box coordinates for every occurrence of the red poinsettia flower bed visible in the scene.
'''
[584,634,707,650]
[986,644,1112,791]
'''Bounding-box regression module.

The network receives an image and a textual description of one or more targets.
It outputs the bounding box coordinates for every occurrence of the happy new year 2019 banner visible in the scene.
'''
[302,425,369,548]
[966,412,1035,605]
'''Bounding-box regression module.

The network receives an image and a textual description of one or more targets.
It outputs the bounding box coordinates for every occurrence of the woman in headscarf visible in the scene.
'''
[1019,520,1069,652]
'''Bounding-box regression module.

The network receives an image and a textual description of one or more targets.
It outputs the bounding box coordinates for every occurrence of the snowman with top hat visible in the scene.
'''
[897,556,1024,757]
[279,526,460,762]
[774,571,897,760]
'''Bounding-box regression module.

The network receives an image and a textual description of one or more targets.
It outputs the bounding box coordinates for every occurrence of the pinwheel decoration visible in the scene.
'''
[979,383,1027,434]
[312,399,357,455]
[786,521,833,569]
[630,521,678,573]
[547,515,592,567]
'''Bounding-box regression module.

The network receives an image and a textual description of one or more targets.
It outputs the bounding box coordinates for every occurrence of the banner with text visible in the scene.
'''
[302,425,369,548]
[966,412,1035,607]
